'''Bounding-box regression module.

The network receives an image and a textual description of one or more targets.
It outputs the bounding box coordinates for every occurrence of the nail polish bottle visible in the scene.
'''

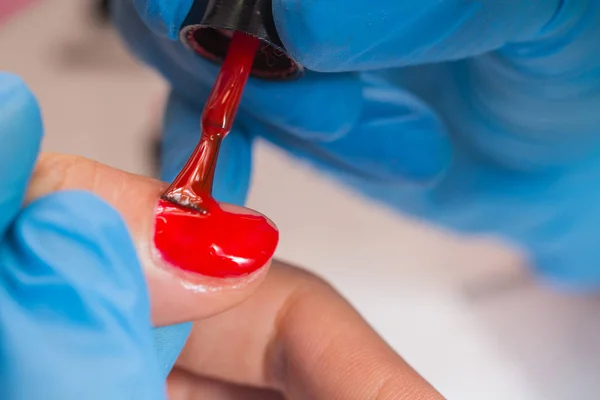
[180,0,304,80]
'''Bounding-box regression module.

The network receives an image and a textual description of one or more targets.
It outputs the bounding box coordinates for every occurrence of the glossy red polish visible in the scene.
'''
[153,32,278,278]
[154,199,278,277]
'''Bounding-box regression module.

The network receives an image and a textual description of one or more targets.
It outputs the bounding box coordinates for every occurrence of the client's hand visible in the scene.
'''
[1,72,442,399]
[33,154,444,399]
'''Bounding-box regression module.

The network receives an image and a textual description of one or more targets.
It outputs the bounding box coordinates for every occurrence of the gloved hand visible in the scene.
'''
[0,72,165,399]
[112,0,600,373]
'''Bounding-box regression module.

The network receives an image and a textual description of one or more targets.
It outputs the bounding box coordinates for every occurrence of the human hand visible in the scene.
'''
[117,0,600,289]
[270,0,600,288]
[0,72,277,397]
[19,125,444,399]
[0,72,165,399]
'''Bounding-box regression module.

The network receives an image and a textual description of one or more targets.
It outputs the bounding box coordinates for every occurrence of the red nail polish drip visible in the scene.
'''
[154,32,278,278]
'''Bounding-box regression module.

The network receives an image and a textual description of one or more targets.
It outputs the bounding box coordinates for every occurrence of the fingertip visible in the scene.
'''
[272,0,340,72]
[133,0,194,39]
[150,198,276,315]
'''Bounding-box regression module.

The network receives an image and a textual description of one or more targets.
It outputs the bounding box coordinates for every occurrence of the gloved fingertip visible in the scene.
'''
[272,0,340,71]
[133,0,194,39]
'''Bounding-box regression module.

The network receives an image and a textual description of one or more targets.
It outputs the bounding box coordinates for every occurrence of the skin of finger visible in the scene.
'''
[167,369,284,400]
[24,152,271,326]
[176,260,443,400]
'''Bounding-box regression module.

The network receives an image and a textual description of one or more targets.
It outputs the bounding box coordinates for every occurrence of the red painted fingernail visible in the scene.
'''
[153,199,278,278]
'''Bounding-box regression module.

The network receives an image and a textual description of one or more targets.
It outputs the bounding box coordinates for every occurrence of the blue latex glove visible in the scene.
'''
[113,0,600,375]
[0,73,165,399]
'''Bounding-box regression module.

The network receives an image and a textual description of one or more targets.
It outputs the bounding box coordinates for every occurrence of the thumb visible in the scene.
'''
[0,191,165,400]
[273,0,561,71]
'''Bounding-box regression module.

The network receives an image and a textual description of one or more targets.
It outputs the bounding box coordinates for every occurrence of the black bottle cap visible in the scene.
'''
[180,0,304,80]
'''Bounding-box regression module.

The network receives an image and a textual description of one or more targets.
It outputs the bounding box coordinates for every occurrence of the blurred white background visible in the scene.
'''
[2,1,600,399]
